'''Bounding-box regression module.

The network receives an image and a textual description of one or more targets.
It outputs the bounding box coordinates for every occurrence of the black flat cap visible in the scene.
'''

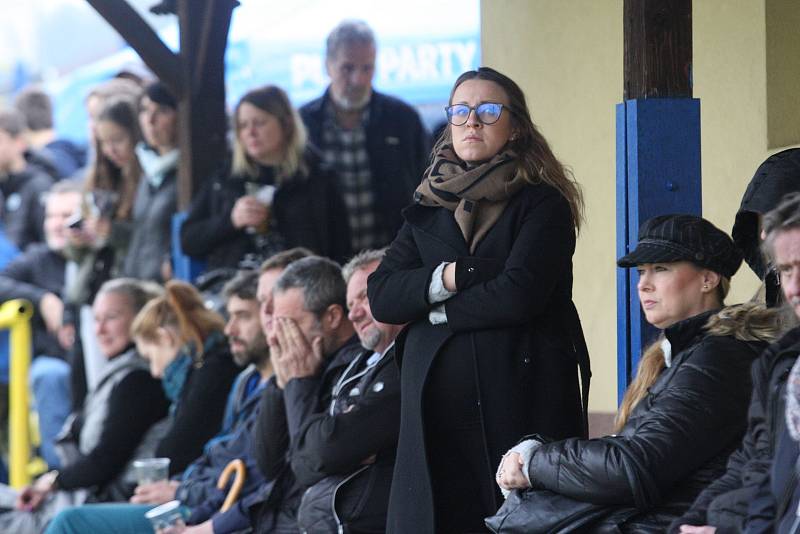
[617,214,743,278]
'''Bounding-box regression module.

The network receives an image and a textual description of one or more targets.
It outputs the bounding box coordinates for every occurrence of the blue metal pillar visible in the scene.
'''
[616,98,701,403]
[172,212,206,283]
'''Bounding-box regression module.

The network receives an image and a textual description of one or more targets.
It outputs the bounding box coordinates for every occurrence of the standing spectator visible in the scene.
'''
[300,20,430,251]
[181,85,350,269]
[0,109,54,250]
[65,96,142,409]
[0,180,83,469]
[367,67,589,533]
[122,81,179,281]
[14,86,87,180]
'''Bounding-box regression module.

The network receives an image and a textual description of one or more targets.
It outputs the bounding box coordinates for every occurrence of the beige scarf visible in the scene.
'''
[415,145,526,252]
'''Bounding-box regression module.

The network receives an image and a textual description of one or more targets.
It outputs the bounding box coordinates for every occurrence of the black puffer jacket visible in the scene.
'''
[180,148,350,270]
[670,325,800,533]
[527,309,772,532]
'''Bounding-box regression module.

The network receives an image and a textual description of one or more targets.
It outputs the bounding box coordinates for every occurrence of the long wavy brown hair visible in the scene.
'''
[85,97,142,220]
[435,67,585,233]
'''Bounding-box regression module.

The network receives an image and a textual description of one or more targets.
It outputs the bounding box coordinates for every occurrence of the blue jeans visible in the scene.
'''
[44,503,155,534]
[30,356,71,469]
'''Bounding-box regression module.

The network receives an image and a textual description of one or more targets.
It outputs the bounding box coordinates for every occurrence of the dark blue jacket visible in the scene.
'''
[300,89,431,246]
[175,365,268,529]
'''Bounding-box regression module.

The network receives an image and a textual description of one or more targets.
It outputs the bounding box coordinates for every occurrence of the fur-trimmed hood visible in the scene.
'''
[705,302,785,343]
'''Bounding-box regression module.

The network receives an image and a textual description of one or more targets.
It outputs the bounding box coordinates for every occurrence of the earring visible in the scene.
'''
[703,284,709,291]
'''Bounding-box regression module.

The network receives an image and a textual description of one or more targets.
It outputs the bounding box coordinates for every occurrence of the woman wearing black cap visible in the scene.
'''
[495,214,779,533]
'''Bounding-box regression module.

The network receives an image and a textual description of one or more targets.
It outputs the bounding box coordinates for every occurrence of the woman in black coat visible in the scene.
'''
[497,215,779,533]
[367,67,590,533]
[180,85,350,270]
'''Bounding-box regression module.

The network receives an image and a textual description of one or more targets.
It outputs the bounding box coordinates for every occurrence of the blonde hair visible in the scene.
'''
[131,280,225,364]
[614,294,780,432]
[616,275,729,431]
[231,85,307,183]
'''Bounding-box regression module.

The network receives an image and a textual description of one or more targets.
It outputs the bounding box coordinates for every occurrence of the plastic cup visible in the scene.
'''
[144,500,187,534]
[244,182,275,234]
[133,457,170,486]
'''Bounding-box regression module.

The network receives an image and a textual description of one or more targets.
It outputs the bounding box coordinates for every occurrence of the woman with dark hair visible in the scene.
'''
[180,85,350,269]
[65,94,144,415]
[366,67,590,533]
[122,81,179,282]
[85,96,142,232]
[495,215,778,533]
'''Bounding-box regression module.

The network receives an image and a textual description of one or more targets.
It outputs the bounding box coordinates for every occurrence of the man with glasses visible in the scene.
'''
[300,19,431,252]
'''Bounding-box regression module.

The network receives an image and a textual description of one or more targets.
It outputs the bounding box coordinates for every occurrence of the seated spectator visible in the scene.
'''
[495,215,778,532]
[0,279,168,534]
[122,81,178,282]
[180,85,350,271]
[293,249,403,533]
[44,250,310,534]
[0,180,83,469]
[671,149,800,534]
[249,256,361,532]
[0,108,54,250]
[14,86,87,180]
[190,249,403,534]
[725,193,800,534]
[129,280,240,475]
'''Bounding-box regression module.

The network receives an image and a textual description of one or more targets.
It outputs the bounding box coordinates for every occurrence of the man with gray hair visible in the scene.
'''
[675,192,800,534]
[250,256,361,532]
[300,20,431,253]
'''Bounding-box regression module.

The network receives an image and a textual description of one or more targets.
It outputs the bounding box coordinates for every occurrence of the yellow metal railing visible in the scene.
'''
[0,299,34,487]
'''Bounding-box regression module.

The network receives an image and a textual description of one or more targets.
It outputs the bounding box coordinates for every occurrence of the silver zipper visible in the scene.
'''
[331,464,370,533]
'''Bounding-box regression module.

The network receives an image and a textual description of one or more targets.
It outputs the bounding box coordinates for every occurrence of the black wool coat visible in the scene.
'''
[367,182,589,534]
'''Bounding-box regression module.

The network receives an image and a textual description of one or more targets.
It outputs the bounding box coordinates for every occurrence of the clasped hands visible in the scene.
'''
[495,452,531,491]
[268,317,324,389]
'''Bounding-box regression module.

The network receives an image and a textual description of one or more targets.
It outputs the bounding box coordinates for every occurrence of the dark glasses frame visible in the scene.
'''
[444,102,506,126]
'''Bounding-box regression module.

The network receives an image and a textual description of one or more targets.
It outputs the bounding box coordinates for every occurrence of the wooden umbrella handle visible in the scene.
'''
[216,459,246,512]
